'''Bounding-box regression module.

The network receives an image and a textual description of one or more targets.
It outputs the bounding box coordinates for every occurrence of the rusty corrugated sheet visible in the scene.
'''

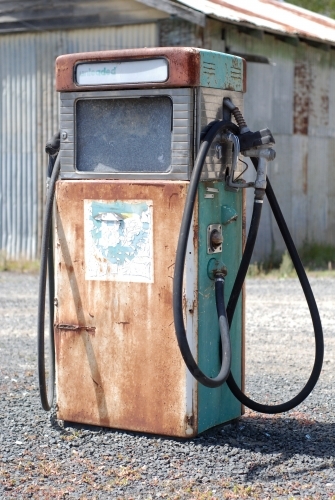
[179,0,335,45]
[0,24,157,260]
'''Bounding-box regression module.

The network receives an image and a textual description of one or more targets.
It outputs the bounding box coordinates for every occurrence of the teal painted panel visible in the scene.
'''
[197,181,243,434]
[199,49,244,91]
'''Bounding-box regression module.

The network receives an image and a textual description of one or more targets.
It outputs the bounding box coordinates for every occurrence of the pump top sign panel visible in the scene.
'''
[56,47,246,92]
[76,59,168,86]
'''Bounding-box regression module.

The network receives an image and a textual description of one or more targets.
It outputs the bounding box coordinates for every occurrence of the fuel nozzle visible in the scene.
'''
[222,98,276,191]
[45,131,61,188]
[45,131,60,157]
[223,98,275,151]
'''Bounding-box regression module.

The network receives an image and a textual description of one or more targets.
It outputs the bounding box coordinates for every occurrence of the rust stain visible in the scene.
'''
[55,180,196,437]
[321,94,329,127]
[193,223,199,250]
[56,47,200,92]
[56,324,96,333]
[185,414,194,427]
[302,152,308,194]
[293,61,310,135]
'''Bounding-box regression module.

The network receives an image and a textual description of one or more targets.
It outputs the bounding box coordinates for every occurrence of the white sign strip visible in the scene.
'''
[76,58,168,86]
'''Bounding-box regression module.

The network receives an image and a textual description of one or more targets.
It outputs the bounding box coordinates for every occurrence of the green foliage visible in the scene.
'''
[299,241,335,270]
[287,0,335,18]
[247,242,335,278]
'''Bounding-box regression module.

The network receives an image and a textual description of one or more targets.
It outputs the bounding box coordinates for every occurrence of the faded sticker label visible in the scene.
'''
[84,200,153,282]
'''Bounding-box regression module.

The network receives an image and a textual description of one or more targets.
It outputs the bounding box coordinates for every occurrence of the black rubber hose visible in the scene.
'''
[225,158,324,414]
[226,185,264,322]
[37,154,60,411]
[173,120,239,388]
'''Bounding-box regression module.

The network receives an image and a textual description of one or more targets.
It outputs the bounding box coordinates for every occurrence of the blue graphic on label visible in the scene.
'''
[84,200,153,282]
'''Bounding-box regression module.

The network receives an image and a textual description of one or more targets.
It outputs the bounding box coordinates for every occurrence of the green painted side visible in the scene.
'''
[199,49,244,91]
[197,181,243,434]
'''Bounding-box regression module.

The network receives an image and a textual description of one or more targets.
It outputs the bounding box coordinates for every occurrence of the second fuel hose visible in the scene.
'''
[174,119,324,413]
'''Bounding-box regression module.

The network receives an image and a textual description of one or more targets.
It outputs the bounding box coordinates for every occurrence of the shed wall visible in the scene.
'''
[226,27,335,262]
[0,23,157,259]
[1,13,334,262]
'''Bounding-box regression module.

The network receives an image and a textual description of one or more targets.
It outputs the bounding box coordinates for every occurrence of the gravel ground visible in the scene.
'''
[0,271,334,499]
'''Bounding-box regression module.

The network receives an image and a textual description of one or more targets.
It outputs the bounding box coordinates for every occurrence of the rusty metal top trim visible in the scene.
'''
[178,0,335,46]
[56,47,201,92]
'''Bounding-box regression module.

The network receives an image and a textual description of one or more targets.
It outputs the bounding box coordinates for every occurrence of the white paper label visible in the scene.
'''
[84,199,154,283]
[76,59,168,86]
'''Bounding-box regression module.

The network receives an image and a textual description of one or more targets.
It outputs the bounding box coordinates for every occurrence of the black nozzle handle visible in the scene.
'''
[45,131,60,156]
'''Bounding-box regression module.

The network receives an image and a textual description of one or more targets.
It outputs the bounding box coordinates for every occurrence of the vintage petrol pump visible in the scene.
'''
[38,47,324,438]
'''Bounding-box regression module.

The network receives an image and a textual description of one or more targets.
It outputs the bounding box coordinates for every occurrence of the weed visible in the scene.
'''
[299,241,335,270]
[247,262,263,277]
[0,251,39,273]
[279,250,295,277]
[247,242,335,279]
[109,465,141,487]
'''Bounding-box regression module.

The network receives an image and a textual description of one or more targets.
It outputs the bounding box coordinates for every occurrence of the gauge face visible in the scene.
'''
[75,96,172,173]
[76,58,168,86]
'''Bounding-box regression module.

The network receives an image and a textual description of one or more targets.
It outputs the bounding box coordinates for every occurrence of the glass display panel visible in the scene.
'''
[76,97,172,173]
[76,59,168,85]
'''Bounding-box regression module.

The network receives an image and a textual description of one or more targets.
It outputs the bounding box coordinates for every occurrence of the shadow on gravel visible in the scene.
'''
[214,413,335,457]
[51,409,335,461]
[208,412,335,481]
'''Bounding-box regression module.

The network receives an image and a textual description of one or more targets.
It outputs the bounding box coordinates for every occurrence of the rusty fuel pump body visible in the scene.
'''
[39,46,324,438]
[49,47,246,437]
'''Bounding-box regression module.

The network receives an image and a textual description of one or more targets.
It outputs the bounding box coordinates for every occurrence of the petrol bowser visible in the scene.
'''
[38,47,324,438]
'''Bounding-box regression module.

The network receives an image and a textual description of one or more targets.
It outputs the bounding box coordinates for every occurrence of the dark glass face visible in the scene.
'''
[75,96,172,173]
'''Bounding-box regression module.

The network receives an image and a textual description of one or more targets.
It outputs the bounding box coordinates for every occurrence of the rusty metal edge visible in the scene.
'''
[56,46,201,92]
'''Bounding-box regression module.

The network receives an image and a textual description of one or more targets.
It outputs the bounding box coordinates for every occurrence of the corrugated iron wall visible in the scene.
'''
[162,17,335,262]
[0,23,157,260]
[226,29,335,262]
[2,14,334,263]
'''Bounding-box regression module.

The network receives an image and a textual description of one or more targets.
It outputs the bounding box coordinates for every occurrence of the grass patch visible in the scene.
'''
[247,242,335,278]
[0,252,39,273]
[299,241,335,270]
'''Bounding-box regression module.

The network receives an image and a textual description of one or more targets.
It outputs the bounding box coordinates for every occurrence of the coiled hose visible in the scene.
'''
[37,154,60,411]
[173,120,239,388]
[173,121,324,413]
[225,157,324,413]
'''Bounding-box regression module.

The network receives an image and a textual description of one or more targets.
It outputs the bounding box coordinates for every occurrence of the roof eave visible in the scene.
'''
[136,0,206,27]
[209,13,335,49]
